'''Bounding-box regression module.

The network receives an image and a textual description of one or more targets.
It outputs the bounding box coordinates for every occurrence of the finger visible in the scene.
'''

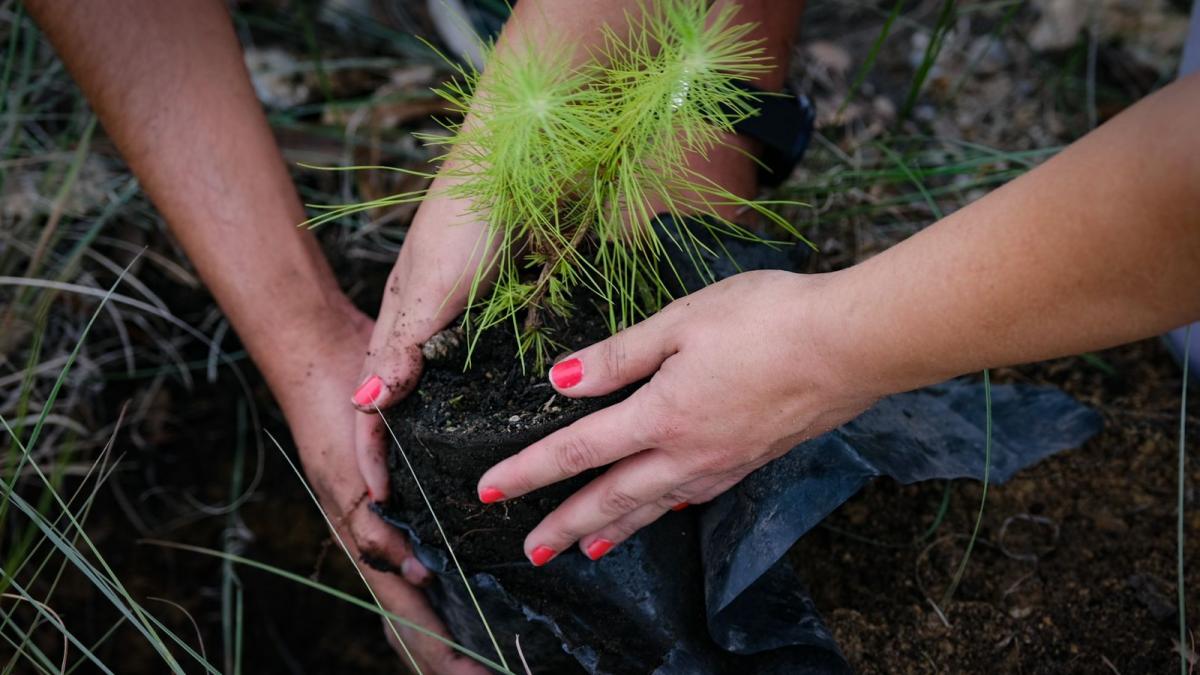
[351,340,424,412]
[349,506,432,587]
[578,474,725,560]
[546,303,682,398]
[351,265,435,413]
[355,413,391,502]
[522,450,697,565]
[353,215,492,414]
[367,567,490,675]
[476,396,649,502]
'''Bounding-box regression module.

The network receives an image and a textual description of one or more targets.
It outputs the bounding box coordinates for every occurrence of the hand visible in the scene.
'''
[475,270,881,565]
[348,180,492,501]
[282,306,487,674]
[347,112,763,501]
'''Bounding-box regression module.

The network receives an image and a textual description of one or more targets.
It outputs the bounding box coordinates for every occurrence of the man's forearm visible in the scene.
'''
[27,0,355,405]
[829,73,1200,394]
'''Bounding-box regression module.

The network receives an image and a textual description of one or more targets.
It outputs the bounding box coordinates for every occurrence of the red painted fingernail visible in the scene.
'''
[479,487,505,504]
[353,375,384,406]
[671,502,689,511]
[586,539,614,561]
[549,358,583,389]
[530,545,556,566]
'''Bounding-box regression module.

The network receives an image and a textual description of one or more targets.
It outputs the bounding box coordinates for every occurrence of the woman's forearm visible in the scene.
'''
[829,73,1200,395]
[26,0,357,406]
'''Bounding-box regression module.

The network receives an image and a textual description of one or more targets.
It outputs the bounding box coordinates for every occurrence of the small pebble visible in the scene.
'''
[508,415,521,423]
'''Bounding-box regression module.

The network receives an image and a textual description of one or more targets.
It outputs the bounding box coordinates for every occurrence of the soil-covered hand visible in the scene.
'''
[475,270,882,565]
[287,307,487,674]
[348,179,491,501]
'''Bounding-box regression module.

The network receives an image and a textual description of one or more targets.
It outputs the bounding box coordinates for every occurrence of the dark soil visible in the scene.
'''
[374,224,812,673]
[382,312,631,567]
[379,313,645,673]
[790,339,1200,674]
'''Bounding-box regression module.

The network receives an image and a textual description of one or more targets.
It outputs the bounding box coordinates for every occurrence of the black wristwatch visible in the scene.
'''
[728,82,817,187]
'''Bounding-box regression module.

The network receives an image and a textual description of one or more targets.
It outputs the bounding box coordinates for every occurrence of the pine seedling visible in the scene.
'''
[309,0,810,372]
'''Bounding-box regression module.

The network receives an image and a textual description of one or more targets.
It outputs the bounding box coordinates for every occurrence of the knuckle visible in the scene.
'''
[657,490,690,510]
[598,337,627,379]
[554,435,600,476]
[639,401,682,445]
[599,484,642,517]
[607,517,641,542]
[355,529,387,557]
[693,451,727,475]
[534,519,585,548]
[350,516,390,557]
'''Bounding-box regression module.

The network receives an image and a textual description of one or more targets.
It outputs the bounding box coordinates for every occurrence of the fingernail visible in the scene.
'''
[530,545,556,566]
[549,358,583,389]
[586,539,614,561]
[479,487,505,504]
[402,558,432,585]
[353,375,384,406]
[671,502,689,511]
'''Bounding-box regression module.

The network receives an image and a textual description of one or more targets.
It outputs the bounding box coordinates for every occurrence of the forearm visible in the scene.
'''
[503,0,799,87]
[829,73,1200,394]
[27,0,355,404]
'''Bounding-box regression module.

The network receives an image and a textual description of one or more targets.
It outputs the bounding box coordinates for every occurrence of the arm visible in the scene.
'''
[834,72,1200,392]
[25,2,484,671]
[25,0,342,397]
[476,73,1200,565]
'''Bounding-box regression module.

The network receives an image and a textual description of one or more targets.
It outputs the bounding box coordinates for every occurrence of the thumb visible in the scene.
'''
[352,268,468,413]
[549,309,679,398]
[352,338,425,412]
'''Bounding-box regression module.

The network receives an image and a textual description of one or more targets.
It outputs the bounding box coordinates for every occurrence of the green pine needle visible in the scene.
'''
[311,0,810,371]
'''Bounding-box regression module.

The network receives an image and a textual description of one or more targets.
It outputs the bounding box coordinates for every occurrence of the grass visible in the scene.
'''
[0,2,478,669]
[375,408,509,672]
[0,10,513,670]
[1179,325,1192,675]
[1,0,1192,672]
[900,0,956,120]
[939,370,992,609]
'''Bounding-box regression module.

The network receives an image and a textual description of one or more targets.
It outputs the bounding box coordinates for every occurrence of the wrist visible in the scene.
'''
[796,268,916,402]
[253,291,371,412]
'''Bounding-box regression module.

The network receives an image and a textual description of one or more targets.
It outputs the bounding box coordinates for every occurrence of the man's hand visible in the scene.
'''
[475,271,879,564]
[23,2,486,670]
[285,307,489,675]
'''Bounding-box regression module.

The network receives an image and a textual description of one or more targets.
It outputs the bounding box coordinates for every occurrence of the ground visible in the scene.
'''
[1,1,1197,673]
[795,340,1200,673]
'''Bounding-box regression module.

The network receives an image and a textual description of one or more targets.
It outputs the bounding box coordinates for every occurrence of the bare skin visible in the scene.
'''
[25,1,483,671]
[349,0,805,504]
[28,0,806,669]
[478,72,1200,564]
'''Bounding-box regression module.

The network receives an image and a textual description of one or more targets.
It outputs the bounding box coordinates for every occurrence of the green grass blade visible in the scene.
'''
[1178,324,1191,675]
[374,409,510,670]
[941,369,992,607]
[901,0,957,120]
[261,431,426,675]
[142,539,517,674]
[838,0,905,117]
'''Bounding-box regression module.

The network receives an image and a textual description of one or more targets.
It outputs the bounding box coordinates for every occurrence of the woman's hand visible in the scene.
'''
[283,306,488,675]
[475,270,882,565]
